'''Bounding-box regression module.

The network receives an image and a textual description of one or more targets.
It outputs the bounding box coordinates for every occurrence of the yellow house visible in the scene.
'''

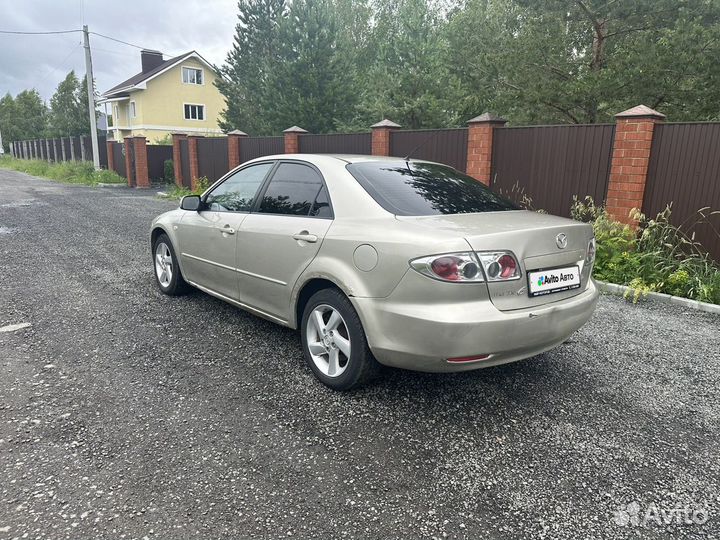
[99,50,226,143]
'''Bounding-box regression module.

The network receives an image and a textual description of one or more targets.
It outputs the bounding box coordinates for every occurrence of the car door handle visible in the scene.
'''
[292,232,318,243]
[219,225,236,235]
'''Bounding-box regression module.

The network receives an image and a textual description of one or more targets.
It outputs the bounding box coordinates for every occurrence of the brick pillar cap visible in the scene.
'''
[615,105,665,119]
[228,129,248,136]
[283,126,308,133]
[370,119,401,128]
[467,112,507,124]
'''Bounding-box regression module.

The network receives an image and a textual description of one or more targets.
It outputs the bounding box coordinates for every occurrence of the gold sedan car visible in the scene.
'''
[151,155,599,390]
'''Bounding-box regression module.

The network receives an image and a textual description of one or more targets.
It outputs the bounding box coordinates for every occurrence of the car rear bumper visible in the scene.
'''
[352,278,599,373]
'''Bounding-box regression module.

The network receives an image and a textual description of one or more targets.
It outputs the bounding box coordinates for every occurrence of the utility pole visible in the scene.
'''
[0,127,4,155]
[83,25,100,170]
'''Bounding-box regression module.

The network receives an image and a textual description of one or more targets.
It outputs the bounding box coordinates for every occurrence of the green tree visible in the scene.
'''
[263,0,357,132]
[47,71,94,136]
[357,0,454,128]
[6,90,48,142]
[217,0,287,134]
[0,93,18,151]
[446,0,720,124]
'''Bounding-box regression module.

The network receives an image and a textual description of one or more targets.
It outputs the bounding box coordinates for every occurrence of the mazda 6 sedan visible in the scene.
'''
[150,154,599,390]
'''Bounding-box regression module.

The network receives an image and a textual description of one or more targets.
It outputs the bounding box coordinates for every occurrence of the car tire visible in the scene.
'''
[301,288,380,391]
[152,233,191,296]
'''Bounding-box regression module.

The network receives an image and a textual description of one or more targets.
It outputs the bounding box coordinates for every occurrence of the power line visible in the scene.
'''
[0,28,163,54]
[0,29,80,35]
[89,31,157,52]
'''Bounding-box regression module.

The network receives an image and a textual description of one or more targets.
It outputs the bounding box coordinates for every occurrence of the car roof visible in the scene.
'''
[245,153,441,166]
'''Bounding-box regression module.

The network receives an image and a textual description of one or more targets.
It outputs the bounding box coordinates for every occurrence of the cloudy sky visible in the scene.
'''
[0,0,237,101]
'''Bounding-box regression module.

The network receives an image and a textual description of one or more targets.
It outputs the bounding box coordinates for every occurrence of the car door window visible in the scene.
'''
[258,163,328,216]
[310,186,331,217]
[205,162,274,212]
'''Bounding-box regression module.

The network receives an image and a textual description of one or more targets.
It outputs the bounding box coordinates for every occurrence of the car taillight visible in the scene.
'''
[475,251,521,281]
[410,252,484,282]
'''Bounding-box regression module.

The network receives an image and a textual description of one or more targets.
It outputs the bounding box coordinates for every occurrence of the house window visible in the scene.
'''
[182,67,203,85]
[129,101,136,119]
[184,104,205,121]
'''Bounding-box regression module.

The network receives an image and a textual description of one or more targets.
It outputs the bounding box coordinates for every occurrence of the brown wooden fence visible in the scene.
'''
[390,128,468,172]
[10,135,108,168]
[10,115,720,261]
[241,136,284,163]
[147,144,172,181]
[645,123,720,260]
[111,141,126,178]
[492,124,616,217]
[299,132,371,154]
[197,137,229,181]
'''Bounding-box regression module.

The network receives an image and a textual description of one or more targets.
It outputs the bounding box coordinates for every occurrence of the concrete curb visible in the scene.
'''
[97,182,126,188]
[596,280,720,315]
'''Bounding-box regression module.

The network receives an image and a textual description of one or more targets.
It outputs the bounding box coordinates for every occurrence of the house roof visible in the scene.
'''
[100,51,216,98]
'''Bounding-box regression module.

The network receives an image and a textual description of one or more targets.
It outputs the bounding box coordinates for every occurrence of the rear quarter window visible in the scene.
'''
[346,161,519,216]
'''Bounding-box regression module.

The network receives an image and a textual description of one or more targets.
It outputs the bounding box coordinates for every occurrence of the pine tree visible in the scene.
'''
[264,0,356,133]
[217,0,286,134]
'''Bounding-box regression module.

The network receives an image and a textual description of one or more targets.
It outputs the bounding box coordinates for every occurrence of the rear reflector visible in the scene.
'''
[447,354,490,363]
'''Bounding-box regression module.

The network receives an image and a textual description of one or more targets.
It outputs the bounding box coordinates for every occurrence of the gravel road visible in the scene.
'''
[0,168,719,539]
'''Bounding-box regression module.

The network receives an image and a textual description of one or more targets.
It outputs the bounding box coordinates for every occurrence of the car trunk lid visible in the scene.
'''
[397,211,593,311]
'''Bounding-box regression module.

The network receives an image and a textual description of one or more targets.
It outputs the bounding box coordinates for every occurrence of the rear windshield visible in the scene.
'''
[346,161,519,216]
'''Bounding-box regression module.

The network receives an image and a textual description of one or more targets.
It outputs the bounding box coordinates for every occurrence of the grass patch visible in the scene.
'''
[0,157,125,186]
[158,177,210,200]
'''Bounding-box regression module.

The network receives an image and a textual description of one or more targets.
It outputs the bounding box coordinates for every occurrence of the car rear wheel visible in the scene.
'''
[301,288,380,391]
[153,233,190,296]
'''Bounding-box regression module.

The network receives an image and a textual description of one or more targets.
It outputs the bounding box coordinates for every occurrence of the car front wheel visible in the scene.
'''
[301,288,380,391]
[153,233,190,296]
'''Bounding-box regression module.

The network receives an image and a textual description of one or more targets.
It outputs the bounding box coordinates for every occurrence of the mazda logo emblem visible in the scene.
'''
[556,233,568,249]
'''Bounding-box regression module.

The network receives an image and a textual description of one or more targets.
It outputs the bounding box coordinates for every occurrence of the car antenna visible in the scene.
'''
[403,129,443,162]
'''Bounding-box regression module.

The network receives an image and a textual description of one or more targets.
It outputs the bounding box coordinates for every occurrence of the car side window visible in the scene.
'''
[204,163,274,212]
[310,186,331,217]
[258,163,328,217]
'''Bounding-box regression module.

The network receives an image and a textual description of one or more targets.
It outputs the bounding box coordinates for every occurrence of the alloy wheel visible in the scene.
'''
[155,242,173,287]
[305,304,351,377]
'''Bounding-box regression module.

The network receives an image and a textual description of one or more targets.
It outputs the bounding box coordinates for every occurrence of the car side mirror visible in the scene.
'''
[180,195,201,211]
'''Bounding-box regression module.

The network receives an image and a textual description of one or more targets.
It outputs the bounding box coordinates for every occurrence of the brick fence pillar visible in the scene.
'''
[187,135,202,191]
[124,137,135,187]
[171,133,186,188]
[606,105,665,225]
[283,126,308,153]
[466,113,506,185]
[371,119,401,156]
[227,129,248,169]
[133,137,150,188]
[106,140,115,172]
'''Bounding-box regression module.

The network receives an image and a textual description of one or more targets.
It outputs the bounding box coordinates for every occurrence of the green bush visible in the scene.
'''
[159,176,210,200]
[164,159,175,183]
[572,197,720,304]
[0,157,125,186]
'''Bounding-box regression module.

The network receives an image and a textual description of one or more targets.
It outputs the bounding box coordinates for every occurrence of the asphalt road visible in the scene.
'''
[0,168,719,540]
